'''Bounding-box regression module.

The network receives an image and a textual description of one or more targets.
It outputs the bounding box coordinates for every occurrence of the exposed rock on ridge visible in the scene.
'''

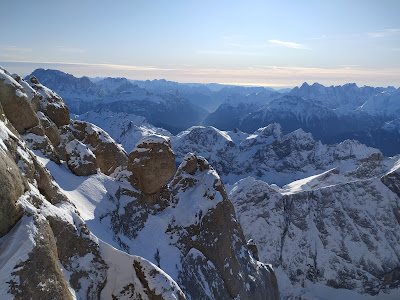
[59,120,128,176]
[128,135,176,195]
[0,68,39,133]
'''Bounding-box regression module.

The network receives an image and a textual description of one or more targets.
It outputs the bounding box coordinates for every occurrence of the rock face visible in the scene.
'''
[10,219,74,299]
[37,111,61,146]
[59,120,128,176]
[381,161,400,197]
[172,155,279,300]
[230,155,400,299]
[0,67,39,133]
[0,126,25,237]
[128,136,176,194]
[65,140,98,176]
[28,75,70,127]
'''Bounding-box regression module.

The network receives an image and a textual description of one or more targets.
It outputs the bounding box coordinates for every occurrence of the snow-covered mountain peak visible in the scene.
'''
[254,123,283,140]
[282,128,314,144]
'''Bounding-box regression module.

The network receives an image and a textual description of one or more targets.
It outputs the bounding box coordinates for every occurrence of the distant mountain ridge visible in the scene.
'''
[31,68,400,155]
[27,69,209,134]
[204,83,400,156]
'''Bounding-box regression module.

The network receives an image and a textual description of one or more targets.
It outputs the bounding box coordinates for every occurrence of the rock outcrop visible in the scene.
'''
[37,111,61,146]
[128,135,176,195]
[59,120,128,176]
[0,128,25,237]
[0,67,69,165]
[0,68,39,133]
[65,140,98,176]
[27,75,70,127]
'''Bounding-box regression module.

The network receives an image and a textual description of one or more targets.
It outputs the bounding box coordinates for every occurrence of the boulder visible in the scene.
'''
[65,140,98,176]
[68,121,128,175]
[23,131,61,164]
[28,76,70,127]
[128,136,176,195]
[0,68,39,133]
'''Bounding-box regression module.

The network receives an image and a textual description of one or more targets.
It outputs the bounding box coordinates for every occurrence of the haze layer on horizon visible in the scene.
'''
[1,0,399,88]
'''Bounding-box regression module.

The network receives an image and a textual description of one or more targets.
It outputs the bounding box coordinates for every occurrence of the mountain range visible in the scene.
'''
[0,66,399,299]
[29,69,400,156]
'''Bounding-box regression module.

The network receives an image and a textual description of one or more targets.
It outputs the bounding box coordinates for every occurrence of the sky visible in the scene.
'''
[1,0,400,88]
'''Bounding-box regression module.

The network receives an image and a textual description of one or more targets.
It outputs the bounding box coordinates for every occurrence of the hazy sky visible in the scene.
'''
[1,0,400,87]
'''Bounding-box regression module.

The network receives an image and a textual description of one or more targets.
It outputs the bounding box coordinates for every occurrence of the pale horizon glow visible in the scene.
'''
[1,0,399,88]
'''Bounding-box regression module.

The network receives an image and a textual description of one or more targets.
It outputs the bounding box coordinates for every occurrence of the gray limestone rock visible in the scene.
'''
[63,120,128,176]
[28,76,70,127]
[0,69,39,134]
[9,219,74,300]
[65,139,98,176]
[0,144,25,237]
[128,136,176,195]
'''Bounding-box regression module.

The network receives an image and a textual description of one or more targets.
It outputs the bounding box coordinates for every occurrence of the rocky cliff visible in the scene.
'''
[230,154,400,299]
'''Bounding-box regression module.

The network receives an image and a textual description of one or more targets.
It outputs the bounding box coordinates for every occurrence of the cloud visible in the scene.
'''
[268,39,309,50]
[367,28,400,38]
[226,42,243,47]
